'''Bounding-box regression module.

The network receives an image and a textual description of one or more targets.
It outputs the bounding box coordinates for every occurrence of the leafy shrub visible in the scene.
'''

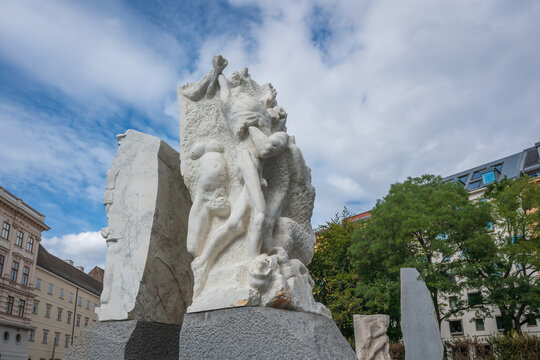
[487,332,540,360]
[444,336,490,360]
[443,332,540,360]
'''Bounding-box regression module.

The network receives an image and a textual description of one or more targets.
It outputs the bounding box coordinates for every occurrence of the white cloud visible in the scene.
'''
[191,0,540,224]
[42,231,106,271]
[0,0,183,110]
[0,103,115,202]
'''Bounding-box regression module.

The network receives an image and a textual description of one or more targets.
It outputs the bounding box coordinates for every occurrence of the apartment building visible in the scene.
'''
[440,141,540,341]
[28,245,102,360]
[0,186,50,360]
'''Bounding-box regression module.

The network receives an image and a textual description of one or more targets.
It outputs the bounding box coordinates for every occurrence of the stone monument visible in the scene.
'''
[400,267,444,360]
[353,314,391,360]
[178,55,329,317]
[67,56,357,360]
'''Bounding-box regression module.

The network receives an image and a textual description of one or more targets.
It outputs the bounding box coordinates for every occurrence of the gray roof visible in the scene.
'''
[37,244,102,296]
[443,141,540,191]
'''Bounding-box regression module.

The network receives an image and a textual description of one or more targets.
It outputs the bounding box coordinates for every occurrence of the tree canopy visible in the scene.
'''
[311,174,539,343]
[349,175,492,332]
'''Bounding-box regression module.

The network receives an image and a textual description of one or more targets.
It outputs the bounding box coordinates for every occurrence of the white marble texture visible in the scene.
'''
[178,56,328,317]
[353,314,391,360]
[96,130,193,324]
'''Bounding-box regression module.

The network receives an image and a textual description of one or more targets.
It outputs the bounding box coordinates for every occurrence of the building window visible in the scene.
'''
[60,288,64,299]
[15,231,23,247]
[526,314,537,327]
[42,330,48,344]
[76,314,81,327]
[449,320,464,335]
[26,237,34,252]
[78,296,82,307]
[36,278,41,290]
[67,311,72,324]
[468,292,482,307]
[69,292,74,303]
[457,174,468,185]
[1,222,10,239]
[6,296,14,314]
[48,283,53,295]
[468,180,481,190]
[18,299,25,317]
[449,296,458,308]
[482,171,496,184]
[0,254,4,276]
[33,300,39,314]
[496,316,504,331]
[45,304,51,318]
[84,317,89,327]
[22,266,30,286]
[475,318,485,331]
[472,169,485,181]
[57,308,63,321]
[29,329,35,342]
[54,332,60,346]
[86,300,90,310]
[10,261,19,282]
[65,335,70,347]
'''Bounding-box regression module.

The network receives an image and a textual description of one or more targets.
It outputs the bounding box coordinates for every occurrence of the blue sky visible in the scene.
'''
[1,0,539,270]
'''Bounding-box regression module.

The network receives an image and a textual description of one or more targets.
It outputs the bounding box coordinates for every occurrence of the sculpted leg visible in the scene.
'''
[186,196,211,257]
[191,190,249,296]
[236,149,267,257]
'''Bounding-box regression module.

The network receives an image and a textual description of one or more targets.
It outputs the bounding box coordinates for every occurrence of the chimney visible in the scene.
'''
[64,259,74,265]
[76,266,84,272]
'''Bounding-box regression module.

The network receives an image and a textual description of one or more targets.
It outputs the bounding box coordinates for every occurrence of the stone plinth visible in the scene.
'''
[65,320,181,360]
[178,307,356,360]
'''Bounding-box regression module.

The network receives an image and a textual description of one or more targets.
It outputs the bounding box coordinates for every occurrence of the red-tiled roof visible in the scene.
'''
[88,266,105,283]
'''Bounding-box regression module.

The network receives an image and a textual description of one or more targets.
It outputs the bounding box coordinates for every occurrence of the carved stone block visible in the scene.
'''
[96,130,193,324]
[353,314,391,360]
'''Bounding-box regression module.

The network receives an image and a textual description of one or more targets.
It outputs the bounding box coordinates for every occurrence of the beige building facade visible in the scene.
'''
[0,186,50,360]
[28,245,101,360]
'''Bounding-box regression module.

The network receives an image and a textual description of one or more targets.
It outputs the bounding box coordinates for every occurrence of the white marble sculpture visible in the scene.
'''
[353,314,391,360]
[178,56,328,316]
[96,130,193,324]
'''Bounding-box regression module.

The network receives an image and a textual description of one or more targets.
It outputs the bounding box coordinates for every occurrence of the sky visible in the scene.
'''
[1,0,539,271]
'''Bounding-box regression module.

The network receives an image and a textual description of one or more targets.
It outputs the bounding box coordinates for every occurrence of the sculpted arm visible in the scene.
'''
[248,126,289,158]
[217,74,230,105]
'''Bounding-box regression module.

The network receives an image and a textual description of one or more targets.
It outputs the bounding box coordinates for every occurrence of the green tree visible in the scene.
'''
[309,208,363,347]
[457,175,540,332]
[350,175,492,334]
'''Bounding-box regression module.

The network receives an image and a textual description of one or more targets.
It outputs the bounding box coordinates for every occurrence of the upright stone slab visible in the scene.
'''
[400,268,444,360]
[96,130,193,324]
[178,307,356,360]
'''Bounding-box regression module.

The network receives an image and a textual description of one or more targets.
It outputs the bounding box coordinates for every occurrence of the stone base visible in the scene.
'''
[178,307,356,360]
[64,320,181,360]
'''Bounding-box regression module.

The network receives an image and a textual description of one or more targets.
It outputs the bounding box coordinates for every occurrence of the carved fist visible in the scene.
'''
[212,55,228,73]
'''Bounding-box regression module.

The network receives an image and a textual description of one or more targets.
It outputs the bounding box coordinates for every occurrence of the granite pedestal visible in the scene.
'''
[178,307,356,360]
[64,320,181,360]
